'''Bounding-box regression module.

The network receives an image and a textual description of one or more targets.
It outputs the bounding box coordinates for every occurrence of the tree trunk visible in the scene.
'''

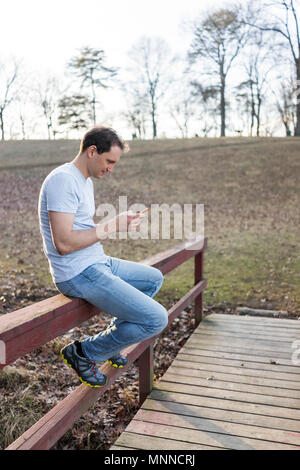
[0,110,4,140]
[295,58,300,136]
[256,92,262,137]
[152,114,157,139]
[283,120,290,136]
[151,96,157,138]
[249,80,255,137]
[220,77,226,137]
[20,113,26,140]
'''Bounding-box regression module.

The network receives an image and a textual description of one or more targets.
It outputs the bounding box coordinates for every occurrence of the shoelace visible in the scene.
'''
[90,362,97,376]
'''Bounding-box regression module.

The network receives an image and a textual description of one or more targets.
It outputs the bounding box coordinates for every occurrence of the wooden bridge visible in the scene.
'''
[111,313,300,450]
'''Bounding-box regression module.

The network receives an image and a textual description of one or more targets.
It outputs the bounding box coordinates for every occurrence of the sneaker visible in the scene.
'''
[60,340,107,388]
[108,354,128,368]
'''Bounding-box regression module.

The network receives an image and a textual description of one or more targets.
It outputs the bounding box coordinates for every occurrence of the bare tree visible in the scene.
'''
[242,0,300,135]
[15,95,27,139]
[68,46,117,125]
[121,85,148,139]
[189,6,247,137]
[236,31,276,136]
[36,77,60,139]
[274,75,297,135]
[169,88,195,138]
[190,82,220,137]
[0,60,19,140]
[128,36,174,139]
[123,107,147,140]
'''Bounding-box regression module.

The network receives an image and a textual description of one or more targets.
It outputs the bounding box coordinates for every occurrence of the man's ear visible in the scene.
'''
[87,145,97,159]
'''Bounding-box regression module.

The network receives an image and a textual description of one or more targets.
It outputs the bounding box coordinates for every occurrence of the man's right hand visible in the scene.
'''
[117,208,149,232]
[96,208,149,240]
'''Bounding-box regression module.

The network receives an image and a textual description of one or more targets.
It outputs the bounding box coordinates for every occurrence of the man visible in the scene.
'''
[38,126,168,388]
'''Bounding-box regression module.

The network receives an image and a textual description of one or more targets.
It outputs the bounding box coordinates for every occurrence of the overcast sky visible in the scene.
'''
[0,0,226,138]
[1,0,298,138]
[2,0,229,73]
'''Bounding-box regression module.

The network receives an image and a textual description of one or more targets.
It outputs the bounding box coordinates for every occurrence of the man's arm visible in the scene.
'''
[48,212,99,255]
[49,208,149,256]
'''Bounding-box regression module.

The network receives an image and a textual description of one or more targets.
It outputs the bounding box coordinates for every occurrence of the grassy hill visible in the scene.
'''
[0,136,299,315]
[0,136,299,449]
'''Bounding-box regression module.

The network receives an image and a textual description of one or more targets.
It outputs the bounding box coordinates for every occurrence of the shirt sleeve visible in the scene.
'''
[46,172,79,213]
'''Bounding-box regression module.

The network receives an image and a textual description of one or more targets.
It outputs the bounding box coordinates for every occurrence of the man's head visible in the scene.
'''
[80,126,129,179]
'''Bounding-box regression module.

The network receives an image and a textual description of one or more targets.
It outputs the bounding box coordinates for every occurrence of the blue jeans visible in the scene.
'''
[55,257,168,362]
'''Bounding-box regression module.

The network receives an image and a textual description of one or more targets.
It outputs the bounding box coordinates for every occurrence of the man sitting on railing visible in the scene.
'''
[38,126,168,388]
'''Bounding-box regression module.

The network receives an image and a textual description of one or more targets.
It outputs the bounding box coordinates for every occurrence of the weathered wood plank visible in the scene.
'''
[141,237,207,275]
[206,313,300,329]
[203,315,300,331]
[180,343,292,360]
[162,371,300,399]
[172,359,300,383]
[142,398,300,432]
[149,388,300,421]
[186,336,294,355]
[124,420,300,450]
[0,295,73,337]
[138,344,154,406]
[175,353,300,376]
[109,445,138,450]
[180,346,295,366]
[166,280,207,326]
[112,432,218,450]
[194,250,204,325]
[195,327,300,346]
[156,381,300,410]
[163,365,300,391]
[1,300,101,367]
[194,324,300,340]
[132,409,300,446]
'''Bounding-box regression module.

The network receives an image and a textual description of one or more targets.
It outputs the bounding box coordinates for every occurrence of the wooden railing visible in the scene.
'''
[0,236,207,450]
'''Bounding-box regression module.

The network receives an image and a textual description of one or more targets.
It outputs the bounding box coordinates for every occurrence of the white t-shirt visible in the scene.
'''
[38,162,107,283]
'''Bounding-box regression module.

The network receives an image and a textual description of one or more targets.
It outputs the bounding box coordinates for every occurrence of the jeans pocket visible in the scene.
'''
[56,278,82,298]
[80,263,109,283]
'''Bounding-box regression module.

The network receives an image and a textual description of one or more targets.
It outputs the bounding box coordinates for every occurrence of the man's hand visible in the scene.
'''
[117,208,149,232]
[96,208,149,239]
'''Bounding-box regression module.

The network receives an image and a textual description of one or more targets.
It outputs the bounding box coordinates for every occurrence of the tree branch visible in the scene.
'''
[290,0,300,58]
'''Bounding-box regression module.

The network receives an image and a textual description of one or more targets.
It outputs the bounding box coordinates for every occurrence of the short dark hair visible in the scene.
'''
[80,126,129,154]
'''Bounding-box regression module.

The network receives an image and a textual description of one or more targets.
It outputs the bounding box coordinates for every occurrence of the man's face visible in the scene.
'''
[87,145,122,179]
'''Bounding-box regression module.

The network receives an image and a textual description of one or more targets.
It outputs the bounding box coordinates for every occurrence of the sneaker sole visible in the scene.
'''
[60,349,107,388]
[108,360,125,368]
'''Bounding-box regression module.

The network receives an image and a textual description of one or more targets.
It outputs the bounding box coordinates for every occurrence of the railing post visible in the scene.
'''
[137,343,154,406]
[194,249,204,327]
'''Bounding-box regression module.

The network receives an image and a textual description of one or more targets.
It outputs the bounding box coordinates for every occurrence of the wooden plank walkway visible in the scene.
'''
[111,313,300,450]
